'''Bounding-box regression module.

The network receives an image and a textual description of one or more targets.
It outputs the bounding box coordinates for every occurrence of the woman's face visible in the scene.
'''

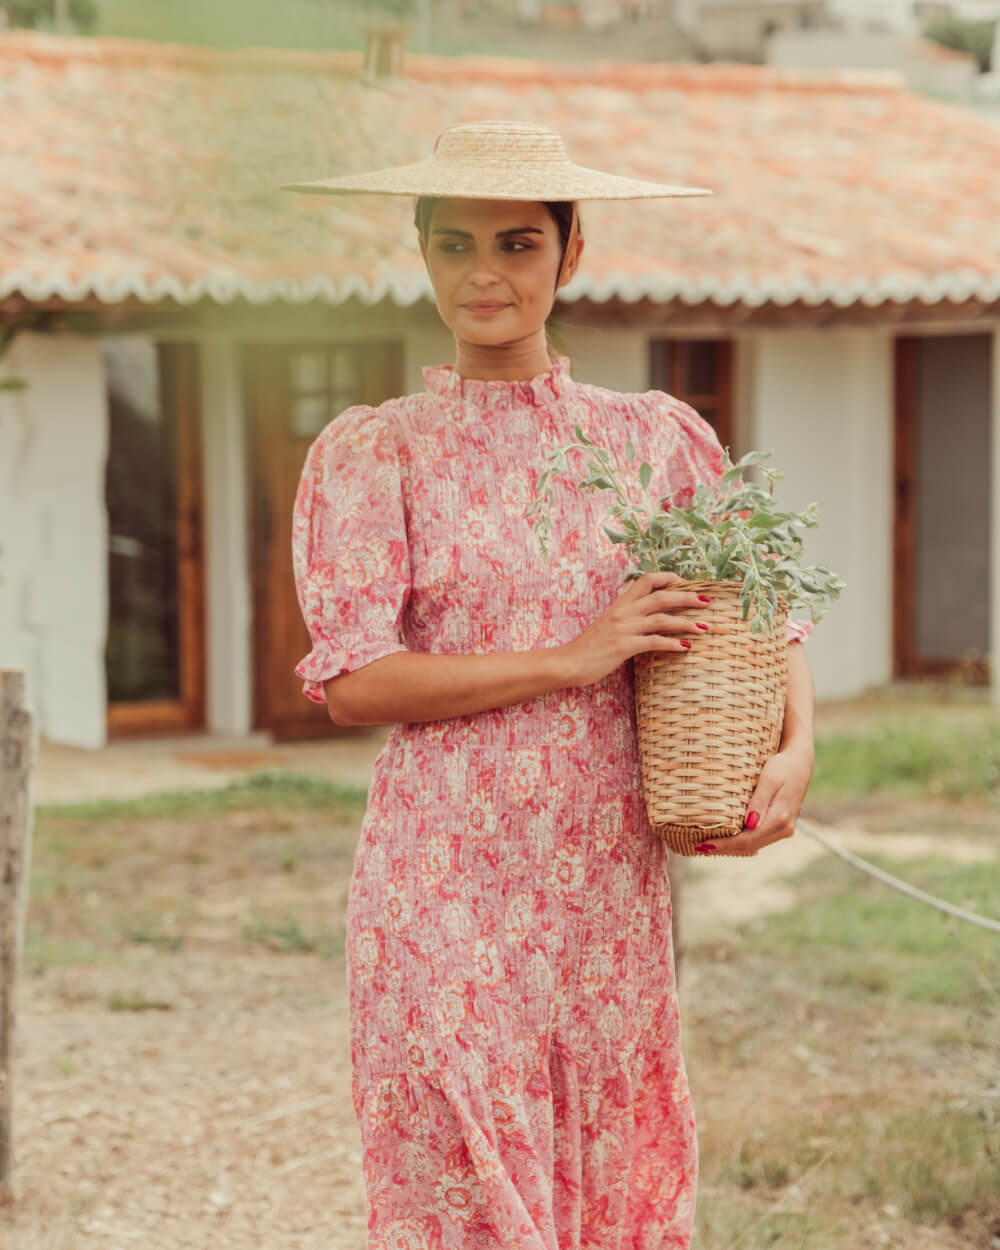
[418,198,583,348]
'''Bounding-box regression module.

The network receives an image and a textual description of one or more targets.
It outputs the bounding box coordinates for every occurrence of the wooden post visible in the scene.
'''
[0,670,36,1200]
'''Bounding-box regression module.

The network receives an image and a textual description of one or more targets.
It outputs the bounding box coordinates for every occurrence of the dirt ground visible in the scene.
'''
[6,801,997,1249]
[8,698,1000,1248]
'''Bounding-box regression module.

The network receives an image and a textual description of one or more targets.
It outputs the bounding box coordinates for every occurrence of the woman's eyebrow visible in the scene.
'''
[431,226,545,239]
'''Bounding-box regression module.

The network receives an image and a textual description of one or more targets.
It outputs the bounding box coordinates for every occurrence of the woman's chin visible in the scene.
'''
[451,320,543,350]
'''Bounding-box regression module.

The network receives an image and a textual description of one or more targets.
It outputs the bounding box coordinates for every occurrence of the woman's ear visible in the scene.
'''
[556,233,585,290]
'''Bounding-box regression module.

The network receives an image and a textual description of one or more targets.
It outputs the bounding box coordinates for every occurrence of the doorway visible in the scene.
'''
[103,339,205,735]
[894,334,993,681]
[244,340,404,739]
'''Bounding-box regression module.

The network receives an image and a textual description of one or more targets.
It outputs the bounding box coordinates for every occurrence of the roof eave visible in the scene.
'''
[3,269,1000,310]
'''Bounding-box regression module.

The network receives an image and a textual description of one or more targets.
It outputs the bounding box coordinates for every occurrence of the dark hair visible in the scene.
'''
[413,198,578,267]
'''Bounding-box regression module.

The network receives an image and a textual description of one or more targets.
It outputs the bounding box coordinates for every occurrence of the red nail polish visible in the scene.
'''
[745,811,760,830]
[698,595,712,603]
[680,640,692,649]
[696,623,709,631]
[695,843,717,853]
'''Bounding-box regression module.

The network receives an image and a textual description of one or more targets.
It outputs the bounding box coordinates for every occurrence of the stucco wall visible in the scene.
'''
[0,333,108,747]
[749,330,894,701]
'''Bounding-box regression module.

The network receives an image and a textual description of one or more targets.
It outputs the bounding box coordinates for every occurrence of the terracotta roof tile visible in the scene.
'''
[2,29,1000,309]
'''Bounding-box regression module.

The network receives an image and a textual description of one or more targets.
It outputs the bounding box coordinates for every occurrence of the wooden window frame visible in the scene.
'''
[649,337,734,454]
[106,342,205,736]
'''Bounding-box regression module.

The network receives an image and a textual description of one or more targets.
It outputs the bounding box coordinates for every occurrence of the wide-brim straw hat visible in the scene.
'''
[280,119,711,201]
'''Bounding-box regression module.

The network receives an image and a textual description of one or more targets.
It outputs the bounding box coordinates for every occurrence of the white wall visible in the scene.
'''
[747,330,894,701]
[561,324,649,393]
[200,341,253,735]
[0,334,108,747]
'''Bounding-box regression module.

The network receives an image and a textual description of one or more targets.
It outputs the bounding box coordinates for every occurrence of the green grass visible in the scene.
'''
[698,1102,1000,1249]
[94,0,367,50]
[37,771,368,821]
[740,855,1000,1008]
[24,929,104,970]
[241,913,343,957]
[811,717,1000,802]
[108,991,174,1012]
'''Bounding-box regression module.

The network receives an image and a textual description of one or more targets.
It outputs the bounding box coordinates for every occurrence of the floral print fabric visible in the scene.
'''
[292,357,811,1250]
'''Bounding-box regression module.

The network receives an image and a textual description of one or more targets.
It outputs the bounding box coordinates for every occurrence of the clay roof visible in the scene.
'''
[2,30,1000,310]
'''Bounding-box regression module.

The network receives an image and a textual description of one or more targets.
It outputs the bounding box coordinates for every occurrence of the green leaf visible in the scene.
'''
[638,461,653,490]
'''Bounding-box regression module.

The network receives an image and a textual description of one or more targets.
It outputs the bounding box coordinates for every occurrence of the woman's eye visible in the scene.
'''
[439,242,468,254]
[503,240,531,252]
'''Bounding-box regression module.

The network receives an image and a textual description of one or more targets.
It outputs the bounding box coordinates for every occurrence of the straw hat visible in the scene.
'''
[280,119,711,201]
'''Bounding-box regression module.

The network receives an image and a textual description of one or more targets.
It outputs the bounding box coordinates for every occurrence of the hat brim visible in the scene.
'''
[280,158,711,201]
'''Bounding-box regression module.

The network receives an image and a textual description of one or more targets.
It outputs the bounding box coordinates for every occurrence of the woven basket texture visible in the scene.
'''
[634,579,789,856]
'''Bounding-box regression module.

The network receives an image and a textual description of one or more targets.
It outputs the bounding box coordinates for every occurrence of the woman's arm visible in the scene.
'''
[323,571,711,726]
[324,647,574,726]
[778,641,815,761]
[699,641,816,857]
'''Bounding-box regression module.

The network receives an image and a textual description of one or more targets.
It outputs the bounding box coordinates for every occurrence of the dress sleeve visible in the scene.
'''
[291,405,411,704]
[660,394,814,647]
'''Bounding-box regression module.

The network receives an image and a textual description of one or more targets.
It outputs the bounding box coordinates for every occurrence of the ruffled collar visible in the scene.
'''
[421,355,573,405]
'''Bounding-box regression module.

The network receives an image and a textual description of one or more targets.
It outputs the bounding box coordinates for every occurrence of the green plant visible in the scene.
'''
[529,426,844,635]
[923,15,996,73]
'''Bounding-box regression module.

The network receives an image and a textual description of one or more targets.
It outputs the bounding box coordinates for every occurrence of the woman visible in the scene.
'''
[285,121,815,1250]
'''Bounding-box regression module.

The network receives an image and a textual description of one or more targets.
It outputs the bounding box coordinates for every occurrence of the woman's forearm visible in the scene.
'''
[780,642,815,759]
[324,647,578,726]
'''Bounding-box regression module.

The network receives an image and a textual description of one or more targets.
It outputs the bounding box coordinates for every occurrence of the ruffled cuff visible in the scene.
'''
[295,637,409,705]
[786,618,814,645]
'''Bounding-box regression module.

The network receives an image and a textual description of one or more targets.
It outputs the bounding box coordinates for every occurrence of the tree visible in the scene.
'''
[923,14,996,73]
[1,0,98,32]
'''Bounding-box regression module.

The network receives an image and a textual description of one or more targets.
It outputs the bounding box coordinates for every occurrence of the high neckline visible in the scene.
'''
[421,355,573,404]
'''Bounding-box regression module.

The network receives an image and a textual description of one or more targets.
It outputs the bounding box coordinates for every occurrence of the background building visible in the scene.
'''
[2,30,999,746]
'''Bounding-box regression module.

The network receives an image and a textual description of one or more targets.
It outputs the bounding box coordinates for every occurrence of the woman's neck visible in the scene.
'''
[453,334,553,383]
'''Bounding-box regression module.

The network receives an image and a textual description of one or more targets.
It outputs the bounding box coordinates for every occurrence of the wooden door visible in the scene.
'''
[894,334,992,682]
[245,341,404,739]
[105,340,205,736]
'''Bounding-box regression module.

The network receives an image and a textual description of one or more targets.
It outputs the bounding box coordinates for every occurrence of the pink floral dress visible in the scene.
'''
[292,356,812,1250]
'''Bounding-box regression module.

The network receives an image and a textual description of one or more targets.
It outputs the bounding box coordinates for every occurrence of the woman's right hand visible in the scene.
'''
[561,571,712,688]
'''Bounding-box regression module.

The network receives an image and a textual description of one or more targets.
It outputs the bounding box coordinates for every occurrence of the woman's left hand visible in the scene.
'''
[698,741,815,857]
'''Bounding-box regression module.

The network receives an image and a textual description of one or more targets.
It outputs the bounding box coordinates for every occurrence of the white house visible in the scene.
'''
[1,31,999,747]
[677,0,1000,59]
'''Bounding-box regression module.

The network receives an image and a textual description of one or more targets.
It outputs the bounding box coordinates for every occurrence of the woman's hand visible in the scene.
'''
[562,571,712,689]
[698,740,815,857]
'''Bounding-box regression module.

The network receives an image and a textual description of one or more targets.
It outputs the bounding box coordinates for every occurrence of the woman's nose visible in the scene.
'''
[467,266,500,288]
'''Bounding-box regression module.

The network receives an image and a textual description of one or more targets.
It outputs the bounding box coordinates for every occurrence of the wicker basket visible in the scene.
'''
[633,578,789,855]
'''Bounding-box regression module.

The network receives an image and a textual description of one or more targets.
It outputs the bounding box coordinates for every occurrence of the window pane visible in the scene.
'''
[330,348,361,395]
[103,337,180,703]
[683,340,721,397]
[292,395,331,438]
[290,350,327,394]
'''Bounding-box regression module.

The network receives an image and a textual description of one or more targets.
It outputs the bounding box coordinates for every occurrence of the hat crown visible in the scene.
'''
[432,121,570,165]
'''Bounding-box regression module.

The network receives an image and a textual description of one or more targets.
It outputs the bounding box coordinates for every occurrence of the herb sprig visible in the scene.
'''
[528,425,844,636]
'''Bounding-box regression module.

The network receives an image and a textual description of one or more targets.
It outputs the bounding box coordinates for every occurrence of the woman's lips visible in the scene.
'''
[462,301,510,314]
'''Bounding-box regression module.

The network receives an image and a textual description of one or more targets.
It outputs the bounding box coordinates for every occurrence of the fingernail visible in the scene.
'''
[680,640,692,649]
[695,843,717,853]
[745,811,760,830]
[698,595,712,603]
[696,622,709,631]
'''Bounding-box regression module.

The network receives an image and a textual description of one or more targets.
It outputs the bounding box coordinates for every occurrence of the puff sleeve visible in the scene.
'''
[291,405,411,704]
[662,394,814,647]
